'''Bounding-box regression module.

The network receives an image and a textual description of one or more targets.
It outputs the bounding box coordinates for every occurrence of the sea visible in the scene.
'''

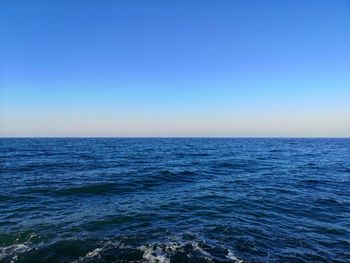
[0,138,349,262]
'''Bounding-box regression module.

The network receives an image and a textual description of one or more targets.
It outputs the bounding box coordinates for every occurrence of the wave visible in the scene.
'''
[74,239,243,263]
[51,170,202,196]
[80,214,154,231]
[22,169,203,197]
[174,152,210,158]
[212,160,263,171]
[140,170,200,187]
[54,182,134,196]
[0,235,244,263]
[2,162,79,173]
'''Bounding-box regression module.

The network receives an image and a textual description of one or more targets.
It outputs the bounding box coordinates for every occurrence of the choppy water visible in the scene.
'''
[0,138,349,263]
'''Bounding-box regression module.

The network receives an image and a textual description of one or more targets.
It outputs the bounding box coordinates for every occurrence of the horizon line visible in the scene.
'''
[1,136,349,139]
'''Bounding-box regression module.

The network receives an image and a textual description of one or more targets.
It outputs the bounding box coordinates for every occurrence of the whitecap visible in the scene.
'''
[226,249,244,263]
[0,243,31,263]
[140,245,170,263]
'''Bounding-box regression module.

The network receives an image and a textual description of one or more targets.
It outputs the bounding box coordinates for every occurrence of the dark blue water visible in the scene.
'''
[1,138,349,262]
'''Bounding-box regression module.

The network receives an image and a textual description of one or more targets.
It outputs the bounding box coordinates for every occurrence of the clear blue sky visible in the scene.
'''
[1,0,349,137]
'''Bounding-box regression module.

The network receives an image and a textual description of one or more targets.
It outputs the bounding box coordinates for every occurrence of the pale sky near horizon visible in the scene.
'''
[1,0,350,137]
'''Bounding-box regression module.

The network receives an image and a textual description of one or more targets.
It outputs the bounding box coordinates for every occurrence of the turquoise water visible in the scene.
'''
[1,138,349,262]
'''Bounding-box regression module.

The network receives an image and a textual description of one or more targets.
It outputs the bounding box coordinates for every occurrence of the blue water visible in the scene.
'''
[0,138,349,262]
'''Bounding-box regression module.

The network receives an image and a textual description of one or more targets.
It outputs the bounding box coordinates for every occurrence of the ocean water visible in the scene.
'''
[0,138,349,263]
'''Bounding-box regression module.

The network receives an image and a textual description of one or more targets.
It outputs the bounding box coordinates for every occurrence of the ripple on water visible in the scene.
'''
[1,138,350,262]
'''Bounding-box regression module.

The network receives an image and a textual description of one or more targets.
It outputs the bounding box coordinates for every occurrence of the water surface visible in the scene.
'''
[0,138,349,262]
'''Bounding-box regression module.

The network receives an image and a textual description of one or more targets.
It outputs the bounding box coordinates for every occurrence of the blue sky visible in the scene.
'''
[1,0,349,137]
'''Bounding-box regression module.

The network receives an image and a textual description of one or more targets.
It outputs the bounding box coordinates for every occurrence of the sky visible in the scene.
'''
[1,0,349,137]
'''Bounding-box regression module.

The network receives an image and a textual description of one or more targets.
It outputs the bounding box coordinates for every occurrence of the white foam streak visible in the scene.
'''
[0,243,31,263]
[226,249,244,263]
[140,245,170,263]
